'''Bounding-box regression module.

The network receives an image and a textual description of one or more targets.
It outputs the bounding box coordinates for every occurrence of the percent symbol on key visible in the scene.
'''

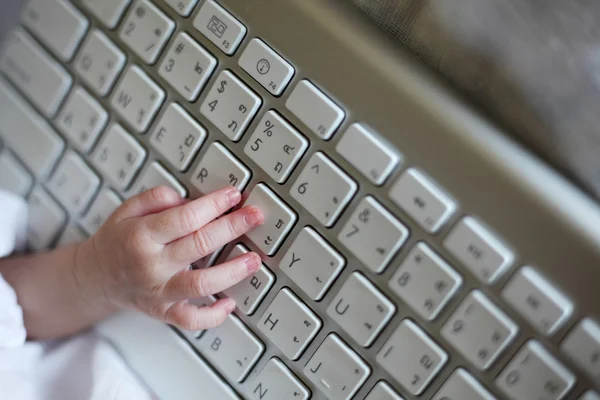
[263,120,276,137]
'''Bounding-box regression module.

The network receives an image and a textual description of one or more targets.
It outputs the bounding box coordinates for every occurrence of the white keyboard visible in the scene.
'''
[2,0,600,399]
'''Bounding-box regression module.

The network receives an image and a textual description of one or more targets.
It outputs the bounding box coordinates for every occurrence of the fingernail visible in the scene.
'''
[227,188,241,206]
[244,253,261,273]
[243,207,263,227]
[225,300,236,313]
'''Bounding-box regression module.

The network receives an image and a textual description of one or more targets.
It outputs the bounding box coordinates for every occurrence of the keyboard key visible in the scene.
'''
[242,183,297,256]
[92,124,147,190]
[580,391,600,400]
[57,225,87,247]
[338,196,408,273]
[221,244,274,315]
[390,168,457,234]
[432,369,495,400]
[0,79,64,179]
[159,32,217,101]
[0,150,32,196]
[82,0,131,28]
[130,162,187,198]
[56,86,108,153]
[74,30,127,97]
[280,227,345,301]
[258,288,321,360]
[502,266,573,336]
[22,0,88,62]
[286,80,345,140]
[389,243,462,321]
[111,65,165,133]
[496,341,575,400]
[441,290,518,370]
[365,381,404,400]
[304,334,370,400]
[562,319,600,381]
[0,29,72,117]
[336,124,400,186]
[291,152,357,227]
[197,314,264,383]
[119,0,175,64]
[200,70,262,141]
[377,319,448,396]
[247,358,310,400]
[80,189,122,235]
[444,217,514,284]
[244,110,308,183]
[27,187,66,250]
[193,0,246,55]
[163,0,199,17]
[191,142,251,195]
[47,151,100,215]
[327,272,395,347]
[238,39,295,96]
[150,103,207,171]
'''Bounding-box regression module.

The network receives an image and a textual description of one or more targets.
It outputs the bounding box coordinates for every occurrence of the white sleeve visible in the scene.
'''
[0,189,27,257]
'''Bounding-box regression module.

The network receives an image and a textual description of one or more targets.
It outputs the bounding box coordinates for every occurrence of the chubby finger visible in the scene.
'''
[147,186,241,244]
[165,298,236,331]
[164,252,261,300]
[166,206,263,265]
[113,186,185,222]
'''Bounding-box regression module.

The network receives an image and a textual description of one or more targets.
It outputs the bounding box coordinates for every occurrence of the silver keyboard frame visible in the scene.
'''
[6,0,600,398]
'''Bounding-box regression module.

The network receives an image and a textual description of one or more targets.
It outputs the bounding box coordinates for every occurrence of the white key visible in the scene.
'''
[444,217,514,284]
[304,334,370,400]
[286,80,345,140]
[562,318,600,381]
[159,33,217,101]
[82,0,131,28]
[193,0,246,55]
[92,124,146,190]
[74,30,127,97]
[21,0,88,61]
[291,152,357,227]
[280,227,345,300]
[432,369,496,400]
[0,79,64,179]
[119,0,175,64]
[27,187,66,250]
[191,142,251,195]
[244,110,308,183]
[580,391,600,400]
[336,124,400,186]
[221,244,274,315]
[377,319,448,395]
[111,65,165,133]
[56,87,108,153]
[0,150,32,196]
[80,189,122,235]
[197,314,264,383]
[389,243,462,321]
[242,183,297,256]
[238,39,295,96]
[390,169,457,234]
[130,162,187,198]
[58,225,87,247]
[503,266,573,336]
[248,358,310,400]
[496,341,576,400]
[0,29,72,117]
[441,290,518,370]
[339,196,408,273]
[327,272,395,347]
[200,70,262,141]
[258,288,321,360]
[47,151,100,214]
[150,103,207,171]
[365,381,405,400]
[164,0,199,16]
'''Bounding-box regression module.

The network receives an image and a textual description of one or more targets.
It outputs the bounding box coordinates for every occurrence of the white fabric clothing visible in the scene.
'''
[0,189,156,400]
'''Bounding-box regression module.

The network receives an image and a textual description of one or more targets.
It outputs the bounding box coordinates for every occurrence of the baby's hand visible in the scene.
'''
[75,186,263,331]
